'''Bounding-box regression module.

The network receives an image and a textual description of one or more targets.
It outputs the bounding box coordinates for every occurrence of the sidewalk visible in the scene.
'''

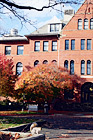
[47,137,93,140]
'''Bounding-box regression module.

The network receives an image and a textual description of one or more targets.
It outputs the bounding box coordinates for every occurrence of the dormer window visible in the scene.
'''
[50,24,60,32]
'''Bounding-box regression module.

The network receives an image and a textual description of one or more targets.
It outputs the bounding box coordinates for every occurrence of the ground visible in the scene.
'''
[0,111,93,140]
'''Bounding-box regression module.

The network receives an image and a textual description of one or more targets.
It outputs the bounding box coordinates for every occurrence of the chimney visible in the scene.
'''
[10,28,18,36]
[64,9,75,23]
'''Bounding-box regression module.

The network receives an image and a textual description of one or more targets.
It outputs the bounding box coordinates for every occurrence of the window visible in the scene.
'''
[50,24,55,32]
[43,41,48,51]
[17,46,24,55]
[55,24,60,31]
[90,18,93,29]
[87,39,91,50]
[64,60,68,69]
[35,42,40,51]
[78,19,82,30]
[50,24,60,32]
[81,60,85,75]
[16,62,23,75]
[81,39,85,50]
[52,60,57,64]
[5,46,11,55]
[87,60,91,75]
[84,19,88,30]
[71,40,75,50]
[34,60,39,67]
[43,60,48,64]
[65,40,69,50]
[52,41,57,51]
[70,60,74,75]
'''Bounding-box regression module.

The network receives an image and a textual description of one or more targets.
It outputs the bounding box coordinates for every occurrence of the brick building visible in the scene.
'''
[0,0,93,102]
[59,0,93,102]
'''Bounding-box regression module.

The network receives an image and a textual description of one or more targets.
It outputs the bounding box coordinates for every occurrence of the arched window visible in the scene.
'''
[87,60,91,75]
[70,60,74,75]
[90,18,93,29]
[81,60,85,75]
[64,60,68,69]
[43,60,48,64]
[78,19,82,30]
[84,19,88,30]
[52,60,57,64]
[16,62,23,75]
[34,60,39,67]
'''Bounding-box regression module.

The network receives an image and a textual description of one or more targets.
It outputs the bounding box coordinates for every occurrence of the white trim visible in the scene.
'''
[0,36,27,41]
[81,75,93,78]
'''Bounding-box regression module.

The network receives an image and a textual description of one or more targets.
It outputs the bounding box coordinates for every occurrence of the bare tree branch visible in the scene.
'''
[0,0,59,11]
[0,0,82,11]
[0,0,83,35]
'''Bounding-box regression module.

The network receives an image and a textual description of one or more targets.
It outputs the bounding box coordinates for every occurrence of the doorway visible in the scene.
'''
[81,82,93,103]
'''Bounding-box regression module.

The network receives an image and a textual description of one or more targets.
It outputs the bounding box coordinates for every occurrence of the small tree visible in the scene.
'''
[15,63,85,103]
[0,54,17,98]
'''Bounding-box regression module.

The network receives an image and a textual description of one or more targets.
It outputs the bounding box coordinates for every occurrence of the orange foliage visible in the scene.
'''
[15,63,84,103]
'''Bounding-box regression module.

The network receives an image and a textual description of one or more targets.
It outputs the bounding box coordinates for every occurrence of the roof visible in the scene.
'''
[0,28,28,41]
[26,33,60,37]
[0,36,28,41]
[26,16,63,37]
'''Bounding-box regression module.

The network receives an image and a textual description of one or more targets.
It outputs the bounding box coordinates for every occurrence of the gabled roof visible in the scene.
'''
[48,16,62,24]
[61,0,93,31]
[26,16,63,37]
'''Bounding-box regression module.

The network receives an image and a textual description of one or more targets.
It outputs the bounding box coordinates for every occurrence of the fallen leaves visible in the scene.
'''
[0,132,32,140]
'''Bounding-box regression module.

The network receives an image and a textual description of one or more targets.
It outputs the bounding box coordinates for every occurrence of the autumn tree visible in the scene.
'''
[15,63,85,103]
[0,54,17,98]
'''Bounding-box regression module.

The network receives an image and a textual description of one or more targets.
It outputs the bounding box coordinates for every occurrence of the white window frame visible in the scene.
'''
[17,46,24,55]
[52,41,57,51]
[43,41,48,51]
[78,19,82,30]
[5,46,11,55]
[35,42,40,51]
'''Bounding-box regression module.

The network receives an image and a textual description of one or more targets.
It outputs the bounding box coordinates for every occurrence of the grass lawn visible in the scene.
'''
[0,110,43,115]
[0,116,37,129]
[0,111,40,129]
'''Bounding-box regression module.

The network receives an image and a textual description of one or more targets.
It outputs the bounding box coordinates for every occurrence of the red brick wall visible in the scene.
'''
[0,36,59,73]
[59,0,93,83]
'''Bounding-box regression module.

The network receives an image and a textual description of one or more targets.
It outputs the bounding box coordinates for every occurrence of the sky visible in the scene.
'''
[0,0,84,36]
